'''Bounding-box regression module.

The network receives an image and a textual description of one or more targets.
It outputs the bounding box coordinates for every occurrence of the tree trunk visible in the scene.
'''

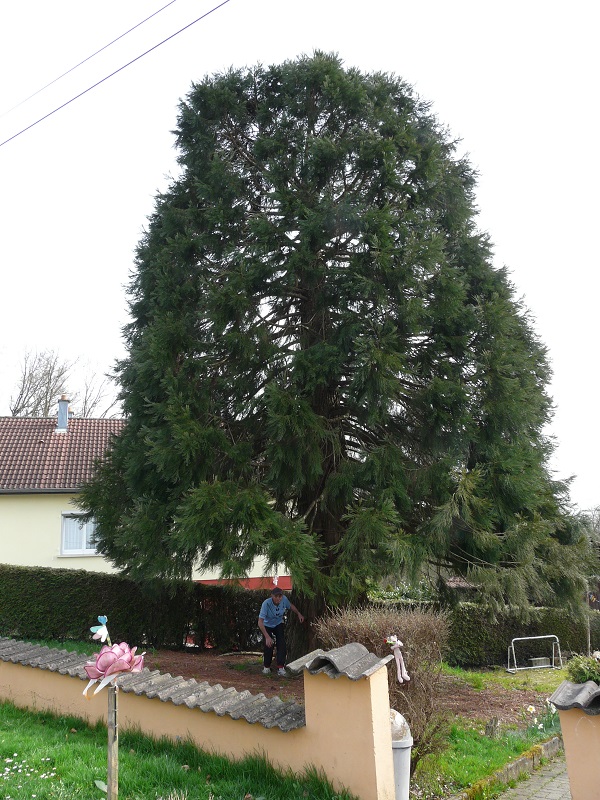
[287,591,328,660]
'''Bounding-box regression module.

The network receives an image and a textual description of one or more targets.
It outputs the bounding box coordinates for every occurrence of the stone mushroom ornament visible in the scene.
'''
[385,635,410,683]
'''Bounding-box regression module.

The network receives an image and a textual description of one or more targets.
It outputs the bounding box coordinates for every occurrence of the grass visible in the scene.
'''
[441,662,568,694]
[412,714,562,799]
[226,660,254,673]
[21,639,92,656]
[0,701,353,800]
[18,638,160,661]
[412,666,565,799]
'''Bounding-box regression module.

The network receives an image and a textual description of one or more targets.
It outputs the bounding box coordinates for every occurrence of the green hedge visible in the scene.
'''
[3,564,597,666]
[445,603,600,667]
[0,564,264,651]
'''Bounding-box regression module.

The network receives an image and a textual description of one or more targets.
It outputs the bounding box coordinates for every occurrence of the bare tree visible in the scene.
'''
[9,351,121,418]
[73,369,120,418]
[9,350,72,417]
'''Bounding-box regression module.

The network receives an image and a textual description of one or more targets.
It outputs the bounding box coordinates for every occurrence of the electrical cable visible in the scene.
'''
[0,0,233,149]
[0,0,181,120]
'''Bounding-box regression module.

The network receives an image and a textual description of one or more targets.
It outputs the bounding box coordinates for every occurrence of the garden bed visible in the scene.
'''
[144,649,558,727]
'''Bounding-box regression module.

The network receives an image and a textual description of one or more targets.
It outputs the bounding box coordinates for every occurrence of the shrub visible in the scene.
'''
[566,652,600,684]
[313,604,450,773]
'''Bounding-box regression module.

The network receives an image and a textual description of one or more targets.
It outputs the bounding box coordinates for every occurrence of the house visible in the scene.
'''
[0,397,290,588]
[0,397,124,573]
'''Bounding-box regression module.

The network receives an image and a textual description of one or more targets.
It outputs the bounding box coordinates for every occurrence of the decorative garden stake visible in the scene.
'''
[83,616,145,799]
[385,635,410,683]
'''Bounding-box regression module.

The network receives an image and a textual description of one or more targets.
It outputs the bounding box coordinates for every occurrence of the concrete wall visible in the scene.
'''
[558,709,600,800]
[0,659,396,800]
[304,668,395,800]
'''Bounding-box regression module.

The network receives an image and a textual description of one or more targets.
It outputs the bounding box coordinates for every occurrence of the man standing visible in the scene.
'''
[258,587,304,676]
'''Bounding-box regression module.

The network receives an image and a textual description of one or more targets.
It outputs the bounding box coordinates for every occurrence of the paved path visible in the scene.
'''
[494,755,571,800]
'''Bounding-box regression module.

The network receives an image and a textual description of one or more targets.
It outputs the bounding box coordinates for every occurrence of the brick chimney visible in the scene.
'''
[56,395,70,433]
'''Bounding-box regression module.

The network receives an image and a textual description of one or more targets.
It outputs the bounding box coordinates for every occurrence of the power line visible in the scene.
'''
[0,0,233,149]
[0,0,181,120]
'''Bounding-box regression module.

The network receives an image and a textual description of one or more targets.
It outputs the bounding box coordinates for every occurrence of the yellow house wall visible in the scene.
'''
[0,493,276,581]
[0,493,113,573]
[0,660,396,800]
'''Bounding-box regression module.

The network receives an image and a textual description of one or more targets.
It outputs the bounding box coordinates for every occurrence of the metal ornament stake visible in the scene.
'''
[107,683,119,800]
[83,617,143,799]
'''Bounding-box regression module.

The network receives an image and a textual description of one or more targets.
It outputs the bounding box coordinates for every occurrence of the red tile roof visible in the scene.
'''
[0,417,125,492]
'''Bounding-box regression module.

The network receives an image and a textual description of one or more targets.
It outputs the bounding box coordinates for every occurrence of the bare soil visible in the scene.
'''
[144,649,552,727]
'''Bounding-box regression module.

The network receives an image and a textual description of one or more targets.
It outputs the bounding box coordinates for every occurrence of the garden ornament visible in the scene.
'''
[83,616,145,698]
[90,614,110,643]
[385,635,410,683]
[83,616,145,799]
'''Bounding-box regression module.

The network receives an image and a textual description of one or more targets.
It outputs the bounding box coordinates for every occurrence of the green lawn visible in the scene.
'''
[412,716,560,798]
[0,701,352,800]
[440,662,568,694]
[412,664,565,799]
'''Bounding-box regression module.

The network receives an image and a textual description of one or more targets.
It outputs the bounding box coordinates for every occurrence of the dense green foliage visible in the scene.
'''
[566,653,600,683]
[444,603,600,666]
[1,563,597,669]
[80,52,591,623]
[0,564,262,650]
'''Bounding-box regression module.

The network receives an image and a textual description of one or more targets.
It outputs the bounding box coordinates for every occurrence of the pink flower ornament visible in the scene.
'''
[83,642,145,698]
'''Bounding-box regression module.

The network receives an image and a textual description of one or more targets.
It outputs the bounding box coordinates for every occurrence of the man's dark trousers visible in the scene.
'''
[263,623,286,667]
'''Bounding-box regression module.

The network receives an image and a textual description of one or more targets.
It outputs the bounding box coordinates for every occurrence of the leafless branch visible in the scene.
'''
[9,350,73,417]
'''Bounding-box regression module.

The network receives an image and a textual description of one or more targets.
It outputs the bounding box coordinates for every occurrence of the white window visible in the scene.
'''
[61,514,97,556]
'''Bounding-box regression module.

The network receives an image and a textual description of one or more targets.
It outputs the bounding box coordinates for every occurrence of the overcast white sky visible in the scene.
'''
[0,0,598,510]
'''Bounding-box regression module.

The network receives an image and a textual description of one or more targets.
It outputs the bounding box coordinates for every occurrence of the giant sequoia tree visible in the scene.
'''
[80,54,590,629]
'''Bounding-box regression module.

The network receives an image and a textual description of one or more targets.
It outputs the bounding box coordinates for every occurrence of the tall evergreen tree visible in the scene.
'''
[80,54,590,639]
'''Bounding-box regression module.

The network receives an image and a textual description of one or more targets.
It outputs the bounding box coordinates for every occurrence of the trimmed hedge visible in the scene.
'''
[2,564,598,667]
[0,564,263,651]
[446,603,600,667]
